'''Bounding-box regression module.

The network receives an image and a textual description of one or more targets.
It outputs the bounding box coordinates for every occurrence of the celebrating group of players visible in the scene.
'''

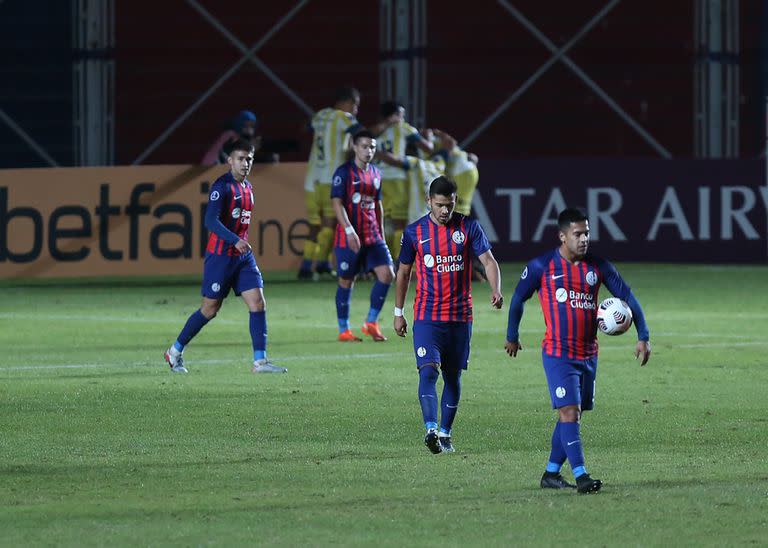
[163,86,652,494]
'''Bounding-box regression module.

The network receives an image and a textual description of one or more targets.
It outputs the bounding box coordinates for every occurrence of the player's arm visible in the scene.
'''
[600,260,651,365]
[505,262,541,358]
[375,148,409,170]
[204,183,250,253]
[394,229,417,337]
[478,249,503,309]
[331,196,360,253]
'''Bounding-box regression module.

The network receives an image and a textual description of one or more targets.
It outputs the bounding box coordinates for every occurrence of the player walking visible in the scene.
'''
[164,138,286,374]
[394,176,503,453]
[505,207,651,492]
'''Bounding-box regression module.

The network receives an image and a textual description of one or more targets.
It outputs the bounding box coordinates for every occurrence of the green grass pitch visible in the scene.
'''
[1,264,767,546]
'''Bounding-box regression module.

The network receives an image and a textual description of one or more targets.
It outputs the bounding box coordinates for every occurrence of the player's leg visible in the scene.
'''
[298,183,320,280]
[335,246,362,342]
[165,255,232,372]
[388,179,409,262]
[414,320,443,453]
[313,184,336,278]
[236,255,286,373]
[436,322,471,453]
[569,357,601,493]
[361,244,394,341]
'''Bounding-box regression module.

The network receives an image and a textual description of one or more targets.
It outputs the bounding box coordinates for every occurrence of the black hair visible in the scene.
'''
[380,100,404,118]
[335,86,360,104]
[352,129,375,144]
[428,176,457,197]
[226,137,255,156]
[557,207,588,230]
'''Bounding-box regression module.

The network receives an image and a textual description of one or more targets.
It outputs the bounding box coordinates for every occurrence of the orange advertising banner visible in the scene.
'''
[0,163,310,278]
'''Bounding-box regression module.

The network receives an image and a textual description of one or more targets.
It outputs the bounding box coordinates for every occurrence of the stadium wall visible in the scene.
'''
[0,160,765,279]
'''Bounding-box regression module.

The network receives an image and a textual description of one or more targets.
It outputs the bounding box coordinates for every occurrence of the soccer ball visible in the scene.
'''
[596,298,633,335]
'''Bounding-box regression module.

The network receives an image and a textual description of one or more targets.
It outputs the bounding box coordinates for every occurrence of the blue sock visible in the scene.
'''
[366,280,390,323]
[336,285,352,333]
[172,341,184,353]
[546,422,568,473]
[176,309,210,349]
[250,311,267,361]
[439,368,462,435]
[418,366,439,429]
[560,421,587,477]
[299,259,313,272]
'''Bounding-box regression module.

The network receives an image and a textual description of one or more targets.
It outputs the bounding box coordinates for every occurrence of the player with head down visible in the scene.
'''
[394,176,503,453]
[164,138,286,374]
[505,207,651,493]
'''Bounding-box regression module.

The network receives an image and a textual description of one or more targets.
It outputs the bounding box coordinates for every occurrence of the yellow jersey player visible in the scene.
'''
[375,102,433,261]
[433,129,479,217]
[298,87,361,280]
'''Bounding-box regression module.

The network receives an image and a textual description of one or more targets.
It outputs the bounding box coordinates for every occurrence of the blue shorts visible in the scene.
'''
[542,351,598,411]
[413,320,472,370]
[201,252,263,299]
[335,241,393,280]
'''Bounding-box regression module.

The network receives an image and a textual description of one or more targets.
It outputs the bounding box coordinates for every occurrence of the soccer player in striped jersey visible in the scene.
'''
[332,130,394,342]
[164,139,286,374]
[376,102,433,262]
[505,207,651,493]
[394,176,503,453]
[298,87,362,281]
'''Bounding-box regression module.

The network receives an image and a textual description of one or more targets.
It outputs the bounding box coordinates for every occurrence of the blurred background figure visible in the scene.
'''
[201,110,278,166]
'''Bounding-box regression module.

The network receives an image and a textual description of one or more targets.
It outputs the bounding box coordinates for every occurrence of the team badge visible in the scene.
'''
[211,282,221,292]
[210,190,220,201]
[352,192,361,204]
[231,207,241,219]
[451,230,465,244]
[417,346,427,358]
[555,387,566,398]
[333,175,343,186]
[586,271,597,286]
[555,287,568,303]
[423,254,435,268]
[521,266,528,280]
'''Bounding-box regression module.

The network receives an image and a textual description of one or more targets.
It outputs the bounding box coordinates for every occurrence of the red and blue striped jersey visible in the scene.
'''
[204,172,254,256]
[509,249,638,359]
[331,161,384,247]
[399,213,491,322]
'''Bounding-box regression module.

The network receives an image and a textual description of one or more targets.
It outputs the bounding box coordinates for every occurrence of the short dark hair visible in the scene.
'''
[352,129,375,144]
[226,137,255,156]
[335,86,360,104]
[380,101,404,118]
[557,207,588,230]
[429,176,457,197]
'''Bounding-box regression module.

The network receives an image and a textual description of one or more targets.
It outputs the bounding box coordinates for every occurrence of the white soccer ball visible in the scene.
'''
[596,298,633,336]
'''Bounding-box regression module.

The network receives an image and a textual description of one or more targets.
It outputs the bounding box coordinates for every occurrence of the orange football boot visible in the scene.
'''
[338,329,362,342]
[361,321,387,341]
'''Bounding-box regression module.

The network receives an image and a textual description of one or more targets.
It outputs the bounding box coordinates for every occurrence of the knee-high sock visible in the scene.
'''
[439,368,462,435]
[418,366,439,430]
[300,239,317,271]
[250,311,267,361]
[367,280,390,323]
[546,422,568,473]
[391,228,404,264]
[336,285,352,333]
[175,309,210,350]
[560,421,587,477]
[314,226,335,264]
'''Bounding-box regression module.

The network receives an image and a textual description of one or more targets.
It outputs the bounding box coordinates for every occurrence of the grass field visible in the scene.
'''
[1,263,767,546]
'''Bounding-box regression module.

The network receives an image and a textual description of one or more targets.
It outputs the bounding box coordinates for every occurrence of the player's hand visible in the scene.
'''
[394,316,408,337]
[490,291,504,309]
[348,231,361,253]
[635,340,651,366]
[504,340,522,357]
[235,239,252,255]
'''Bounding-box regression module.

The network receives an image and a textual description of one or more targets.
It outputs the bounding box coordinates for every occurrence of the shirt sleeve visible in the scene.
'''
[469,219,491,258]
[598,259,650,341]
[506,259,544,342]
[398,228,416,265]
[343,112,361,135]
[204,181,239,245]
[330,168,347,200]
